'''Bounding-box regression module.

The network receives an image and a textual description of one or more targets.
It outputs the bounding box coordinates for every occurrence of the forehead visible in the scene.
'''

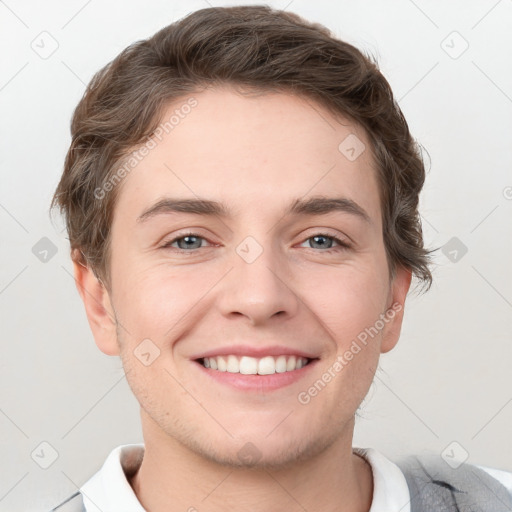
[113,86,381,228]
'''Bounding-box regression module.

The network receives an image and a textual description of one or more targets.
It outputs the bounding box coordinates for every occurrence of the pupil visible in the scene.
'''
[313,235,331,249]
[179,236,200,249]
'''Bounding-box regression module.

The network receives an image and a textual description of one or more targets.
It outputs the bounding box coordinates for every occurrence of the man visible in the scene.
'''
[50,5,512,511]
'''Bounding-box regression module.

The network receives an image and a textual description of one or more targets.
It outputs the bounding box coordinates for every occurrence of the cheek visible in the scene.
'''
[114,264,215,342]
[302,267,387,341]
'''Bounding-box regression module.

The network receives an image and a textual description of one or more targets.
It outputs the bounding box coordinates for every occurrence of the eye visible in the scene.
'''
[299,233,351,252]
[160,232,351,253]
[161,232,210,251]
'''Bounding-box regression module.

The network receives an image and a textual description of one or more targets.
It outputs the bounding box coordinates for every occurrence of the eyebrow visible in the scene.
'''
[290,196,371,224]
[136,196,372,225]
[137,198,229,223]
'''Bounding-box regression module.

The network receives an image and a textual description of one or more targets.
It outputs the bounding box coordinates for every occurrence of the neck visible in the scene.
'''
[129,411,373,512]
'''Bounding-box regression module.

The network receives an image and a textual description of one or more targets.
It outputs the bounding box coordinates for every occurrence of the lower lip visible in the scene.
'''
[193,359,319,392]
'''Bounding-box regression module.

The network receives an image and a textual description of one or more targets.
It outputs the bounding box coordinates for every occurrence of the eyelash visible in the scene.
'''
[161,231,351,253]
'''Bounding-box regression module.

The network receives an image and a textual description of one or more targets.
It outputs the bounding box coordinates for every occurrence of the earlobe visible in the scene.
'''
[380,266,412,354]
[71,250,120,356]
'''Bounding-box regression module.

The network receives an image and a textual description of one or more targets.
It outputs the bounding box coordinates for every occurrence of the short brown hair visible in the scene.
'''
[51,5,437,294]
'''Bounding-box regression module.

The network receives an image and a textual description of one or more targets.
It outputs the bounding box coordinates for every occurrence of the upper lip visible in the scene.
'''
[191,344,320,360]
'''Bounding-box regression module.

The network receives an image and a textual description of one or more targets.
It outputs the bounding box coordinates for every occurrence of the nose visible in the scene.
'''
[216,239,299,326]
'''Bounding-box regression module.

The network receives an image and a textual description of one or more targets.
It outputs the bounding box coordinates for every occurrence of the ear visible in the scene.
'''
[72,250,120,356]
[380,265,412,354]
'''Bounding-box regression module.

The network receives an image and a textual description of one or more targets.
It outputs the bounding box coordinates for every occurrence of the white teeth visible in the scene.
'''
[239,356,258,374]
[275,355,287,373]
[226,355,239,373]
[201,354,310,374]
[258,356,275,375]
[217,356,227,372]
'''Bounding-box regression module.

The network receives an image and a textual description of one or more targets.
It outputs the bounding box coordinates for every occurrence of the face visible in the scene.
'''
[78,86,411,469]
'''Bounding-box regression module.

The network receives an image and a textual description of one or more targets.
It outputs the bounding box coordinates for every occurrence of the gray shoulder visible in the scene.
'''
[50,491,85,512]
[395,453,512,512]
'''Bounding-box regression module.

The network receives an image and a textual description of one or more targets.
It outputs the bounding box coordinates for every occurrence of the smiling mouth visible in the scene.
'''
[195,354,317,375]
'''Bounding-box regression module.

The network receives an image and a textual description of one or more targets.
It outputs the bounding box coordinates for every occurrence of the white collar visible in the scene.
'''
[353,446,411,512]
[81,444,145,512]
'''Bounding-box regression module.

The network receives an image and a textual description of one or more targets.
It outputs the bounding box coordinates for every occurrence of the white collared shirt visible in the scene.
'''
[79,444,512,512]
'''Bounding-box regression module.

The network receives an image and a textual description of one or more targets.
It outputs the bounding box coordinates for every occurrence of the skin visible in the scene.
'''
[74,86,411,512]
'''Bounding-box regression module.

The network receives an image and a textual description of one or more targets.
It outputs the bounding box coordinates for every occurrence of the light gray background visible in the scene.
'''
[1,0,511,510]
